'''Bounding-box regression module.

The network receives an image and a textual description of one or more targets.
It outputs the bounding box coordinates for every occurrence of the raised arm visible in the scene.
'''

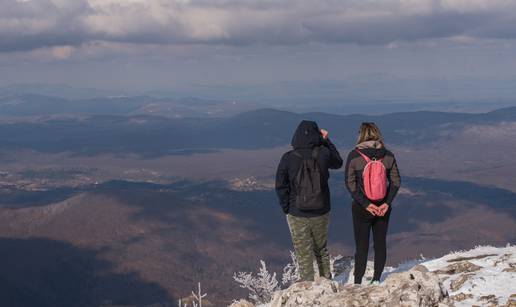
[324,138,344,169]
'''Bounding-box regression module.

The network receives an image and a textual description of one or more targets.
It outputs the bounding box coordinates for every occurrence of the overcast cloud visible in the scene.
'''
[2,0,516,94]
[2,0,516,52]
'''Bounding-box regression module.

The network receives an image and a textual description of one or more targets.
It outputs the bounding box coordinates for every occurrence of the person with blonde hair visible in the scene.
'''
[344,122,401,285]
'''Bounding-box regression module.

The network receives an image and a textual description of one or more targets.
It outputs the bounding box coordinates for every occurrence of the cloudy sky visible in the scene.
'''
[2,0,516,96]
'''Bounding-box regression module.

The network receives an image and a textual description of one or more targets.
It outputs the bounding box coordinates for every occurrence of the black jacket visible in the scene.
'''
[275,121,343,217]
[344,145,401,209]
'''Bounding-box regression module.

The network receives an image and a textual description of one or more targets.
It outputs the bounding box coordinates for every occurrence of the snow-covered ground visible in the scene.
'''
[232,244,516,307]
[334,256,427,285]
[421,244,516,306]
[336,244,516,306]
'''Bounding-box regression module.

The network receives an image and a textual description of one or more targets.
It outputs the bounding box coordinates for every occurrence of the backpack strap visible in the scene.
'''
[292,150,303,159]
[312,146,321,159]
[293,146,321,159]
[355,149,383,162]
[355,149,371,163]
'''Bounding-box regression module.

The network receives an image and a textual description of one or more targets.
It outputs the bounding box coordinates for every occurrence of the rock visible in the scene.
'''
[447,254,497,262]
[505,294,516,307]
[433,261,483,275]
[449,273,473,291]
[229,299,255,307]
[479,294,498,306]
[494,253,512,266]
[268,278,339,307]
[503,263,516,273]
[450,292,474,302]
[268,268,449,307]
[413,265,430,273]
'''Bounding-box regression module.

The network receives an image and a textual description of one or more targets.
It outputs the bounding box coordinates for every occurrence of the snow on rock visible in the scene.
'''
[231,245,516,307]
[421,244,516,307]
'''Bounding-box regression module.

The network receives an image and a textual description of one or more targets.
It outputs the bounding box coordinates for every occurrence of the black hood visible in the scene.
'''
[356,140,387,159]
[291,120,323,149]
[359,147,387,159]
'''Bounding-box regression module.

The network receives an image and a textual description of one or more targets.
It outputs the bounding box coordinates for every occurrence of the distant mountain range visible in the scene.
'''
[4,80,516,114]
[0,94,264,118]
[1,106,516,157]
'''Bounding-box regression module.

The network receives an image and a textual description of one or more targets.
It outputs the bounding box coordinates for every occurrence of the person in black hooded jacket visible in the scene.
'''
[275,120,343,281]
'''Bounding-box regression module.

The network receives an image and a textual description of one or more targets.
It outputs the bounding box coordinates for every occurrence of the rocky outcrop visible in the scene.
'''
[231,246,516,307]
[265,266,448,307]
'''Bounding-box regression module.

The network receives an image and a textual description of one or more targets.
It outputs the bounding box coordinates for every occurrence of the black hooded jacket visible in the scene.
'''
[275,120,344,217]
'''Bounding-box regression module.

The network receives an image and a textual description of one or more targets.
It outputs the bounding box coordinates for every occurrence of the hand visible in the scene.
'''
[366,204,380,216]
[377,203,389,216]
[320,129,329,140]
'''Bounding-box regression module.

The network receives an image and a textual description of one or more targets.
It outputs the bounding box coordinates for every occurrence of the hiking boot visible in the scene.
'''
[369,280,380,285]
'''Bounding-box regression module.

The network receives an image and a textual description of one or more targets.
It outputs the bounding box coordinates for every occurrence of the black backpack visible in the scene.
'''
[292,146,325,211]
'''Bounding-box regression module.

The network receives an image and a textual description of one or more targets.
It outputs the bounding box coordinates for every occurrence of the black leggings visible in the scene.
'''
[352,202,391,284]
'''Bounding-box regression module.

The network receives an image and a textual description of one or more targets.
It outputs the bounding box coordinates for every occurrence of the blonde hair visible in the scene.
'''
[357,122,385,146]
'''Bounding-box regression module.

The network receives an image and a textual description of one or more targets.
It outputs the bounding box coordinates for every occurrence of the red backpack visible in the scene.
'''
[355,149,387,201]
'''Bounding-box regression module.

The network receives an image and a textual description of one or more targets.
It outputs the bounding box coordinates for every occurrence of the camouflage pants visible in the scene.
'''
[286,213,331,281]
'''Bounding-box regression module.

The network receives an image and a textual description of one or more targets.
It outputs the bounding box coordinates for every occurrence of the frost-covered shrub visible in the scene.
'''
[234,251,346,304]
[233,260,279,304]
[178,282,207,307]
[330,254,344,277]
[281,250,344,286]
[281,251,300,287]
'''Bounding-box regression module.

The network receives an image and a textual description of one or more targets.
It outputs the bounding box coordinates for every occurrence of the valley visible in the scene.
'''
[0,106,515,306]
